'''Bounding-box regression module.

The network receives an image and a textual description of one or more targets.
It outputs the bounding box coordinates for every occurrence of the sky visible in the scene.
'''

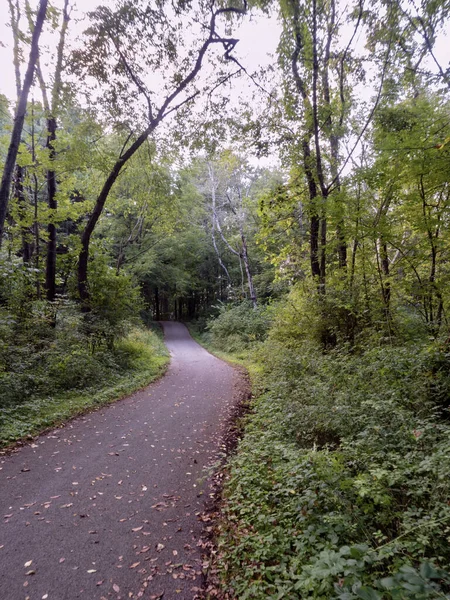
[0,0,448,172]
[0,0,281,103]
[1,0,448,107]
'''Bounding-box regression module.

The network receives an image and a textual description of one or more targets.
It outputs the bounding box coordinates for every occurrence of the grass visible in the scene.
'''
[0,325,169,448]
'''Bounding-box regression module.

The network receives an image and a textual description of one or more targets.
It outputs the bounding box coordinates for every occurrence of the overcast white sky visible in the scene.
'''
[1,0,448,105]
[0,0,281,103]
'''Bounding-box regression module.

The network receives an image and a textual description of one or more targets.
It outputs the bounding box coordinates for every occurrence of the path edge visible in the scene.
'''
[198,363,253,600]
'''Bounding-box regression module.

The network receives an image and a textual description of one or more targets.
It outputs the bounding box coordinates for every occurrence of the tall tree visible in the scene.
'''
[202,154,259,307]
[34,0,70,301]
[0,0,48,245]
[73,0,247,306]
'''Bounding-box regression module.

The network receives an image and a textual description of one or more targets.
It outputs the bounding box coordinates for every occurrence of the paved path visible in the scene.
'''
[0,322,237,600]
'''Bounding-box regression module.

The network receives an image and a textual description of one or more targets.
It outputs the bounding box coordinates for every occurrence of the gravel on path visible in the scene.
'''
[0,322,239,600]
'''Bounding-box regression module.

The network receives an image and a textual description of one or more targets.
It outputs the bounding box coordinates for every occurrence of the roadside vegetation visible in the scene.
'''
[0,262,168,446]
[1,0,450,597]
[198,299,450,599]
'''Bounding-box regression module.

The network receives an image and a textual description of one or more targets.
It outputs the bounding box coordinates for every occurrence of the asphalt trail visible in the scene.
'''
[0,322,237,600]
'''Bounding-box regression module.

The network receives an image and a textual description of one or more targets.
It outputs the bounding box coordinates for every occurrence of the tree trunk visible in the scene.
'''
[42,0,69,301]
[45,116,57,301]
[154,286,160,321]
[15,164,34,263]
[0,0,48,244]
[241,232,257,308]
[30,101,41,299]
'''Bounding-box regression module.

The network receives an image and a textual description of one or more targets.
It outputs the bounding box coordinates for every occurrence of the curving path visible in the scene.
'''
[0,322,237,600]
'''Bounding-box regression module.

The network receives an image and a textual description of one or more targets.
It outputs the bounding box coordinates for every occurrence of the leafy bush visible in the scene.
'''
[211,295,450,598]
[207,301,271,353]
[0,325,169,445]
[79,257,144,350]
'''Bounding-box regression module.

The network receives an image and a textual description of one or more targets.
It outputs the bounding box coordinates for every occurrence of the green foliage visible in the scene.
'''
[0,249,161,432]
[79,254,144,350]
[0,325,168,446]
[211,296,450,598]
[207,301,271,353]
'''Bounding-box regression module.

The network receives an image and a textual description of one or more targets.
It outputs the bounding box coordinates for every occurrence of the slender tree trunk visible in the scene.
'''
[375,239,392,330]
[78,150,143,305]
[34,0,69,300]
[0,0,48,244]
[319,214,326,291]
[154,287,160,321]
[301,141,322,282]
[8,0,23,100]
[240,231,257,308]
[31,100,41,299]
[15,164,34,263]
[211,225,232,284]
[46,116,57,300]
[380,239,391,315]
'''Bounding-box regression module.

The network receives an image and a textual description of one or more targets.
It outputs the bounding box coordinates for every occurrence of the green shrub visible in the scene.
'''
[0,325,169,445]
[207,300,271,352]
[213,312,450,598]
[79,258,143,350]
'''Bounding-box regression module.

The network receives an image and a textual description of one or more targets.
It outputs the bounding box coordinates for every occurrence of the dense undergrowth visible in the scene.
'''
[0,304,169,447]
[200,295,450,599]
[0,259,169,447]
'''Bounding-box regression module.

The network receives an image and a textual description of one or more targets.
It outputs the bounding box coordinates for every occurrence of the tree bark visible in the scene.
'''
[154,286,160,321]
[241,230,257,308]
[34,0,70,301]
[77,3,246,306]
[45,115,57,301]
[0,0,48,245]
[15,164,34,263]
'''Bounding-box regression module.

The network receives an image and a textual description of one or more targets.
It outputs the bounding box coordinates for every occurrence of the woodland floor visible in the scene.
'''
[0,322,245,600]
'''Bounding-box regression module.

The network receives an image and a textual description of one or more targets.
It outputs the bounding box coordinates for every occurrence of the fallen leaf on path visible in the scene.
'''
[132,526,143,532]
[87,569,97,573]
[130,562,140,569]
[24,561,32,567]
[113,583,120,593]
[156,544,165,552]
[59,558,65,563]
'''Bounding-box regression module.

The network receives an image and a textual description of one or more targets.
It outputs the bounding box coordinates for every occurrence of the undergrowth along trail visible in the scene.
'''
[0,325,169,448]
[192,300,450,600]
